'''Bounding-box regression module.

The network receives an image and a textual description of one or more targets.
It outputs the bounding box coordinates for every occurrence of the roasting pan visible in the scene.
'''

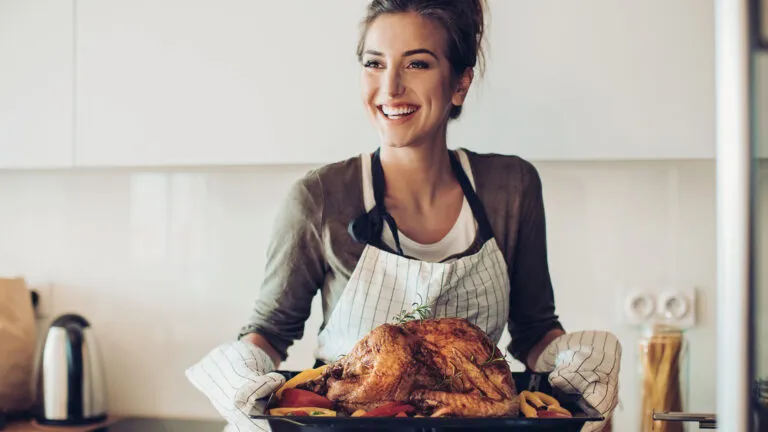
[251,370,604,431]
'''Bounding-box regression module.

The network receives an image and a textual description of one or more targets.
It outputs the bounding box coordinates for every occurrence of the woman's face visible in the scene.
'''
[360,12,472,149]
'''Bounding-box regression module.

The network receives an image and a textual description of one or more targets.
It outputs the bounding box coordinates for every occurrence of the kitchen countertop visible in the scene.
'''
[3,417,122,432]
[3,417,227,432]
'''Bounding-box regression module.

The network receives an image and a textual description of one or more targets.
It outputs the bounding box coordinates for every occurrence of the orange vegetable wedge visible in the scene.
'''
[275,365,328,399]
[269,407,336,417]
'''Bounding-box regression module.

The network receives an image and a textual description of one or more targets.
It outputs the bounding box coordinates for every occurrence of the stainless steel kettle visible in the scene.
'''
[34,314,108,425]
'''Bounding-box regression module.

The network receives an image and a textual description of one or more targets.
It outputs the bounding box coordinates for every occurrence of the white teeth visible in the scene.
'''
[381,105,418,116]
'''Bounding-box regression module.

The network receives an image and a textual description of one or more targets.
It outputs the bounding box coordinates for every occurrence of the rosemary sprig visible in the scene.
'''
[392,295,431,324]
[440,371,464,391]
[438,361,462,391]
[479,353,508,367]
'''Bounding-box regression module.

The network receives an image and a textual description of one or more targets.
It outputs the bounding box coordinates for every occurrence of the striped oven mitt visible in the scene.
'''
[185,341,286,432]
[534,331,622,432]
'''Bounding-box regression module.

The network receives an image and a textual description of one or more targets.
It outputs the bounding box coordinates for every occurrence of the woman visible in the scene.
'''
[187,1,621,431]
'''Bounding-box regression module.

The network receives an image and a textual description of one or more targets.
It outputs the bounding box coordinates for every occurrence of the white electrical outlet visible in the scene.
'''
[624,291,656,325]
[620,286,697,329]
[657,288,696,328]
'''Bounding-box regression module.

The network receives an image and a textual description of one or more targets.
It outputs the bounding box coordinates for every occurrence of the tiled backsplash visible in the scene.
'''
[0,159,725,429]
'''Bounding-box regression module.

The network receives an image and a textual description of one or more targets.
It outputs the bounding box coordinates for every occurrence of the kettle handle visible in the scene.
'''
[30,290,38,310]
[51,314,90,328]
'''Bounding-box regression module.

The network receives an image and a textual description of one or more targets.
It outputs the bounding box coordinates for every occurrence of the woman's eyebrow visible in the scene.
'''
[403,48,439,61]
[362,48,439,61]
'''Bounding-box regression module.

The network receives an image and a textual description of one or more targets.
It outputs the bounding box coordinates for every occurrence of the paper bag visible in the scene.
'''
[0,277,36,413]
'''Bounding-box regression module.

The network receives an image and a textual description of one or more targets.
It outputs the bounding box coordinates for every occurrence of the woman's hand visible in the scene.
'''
[533,331,622,432]
[185,340,286,431]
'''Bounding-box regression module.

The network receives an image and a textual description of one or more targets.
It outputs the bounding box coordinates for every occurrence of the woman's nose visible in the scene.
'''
[382,68,404,98]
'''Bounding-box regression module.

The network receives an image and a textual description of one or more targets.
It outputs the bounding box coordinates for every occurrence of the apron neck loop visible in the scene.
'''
[371,149,386,210]
[380,212,404,256]
[447,151,495,242]
[370,149,405,255]
[364,147,496,256]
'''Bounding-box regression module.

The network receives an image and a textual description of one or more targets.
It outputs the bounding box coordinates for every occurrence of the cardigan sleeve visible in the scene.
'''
[505,159,565,363]
[238,171,328,361]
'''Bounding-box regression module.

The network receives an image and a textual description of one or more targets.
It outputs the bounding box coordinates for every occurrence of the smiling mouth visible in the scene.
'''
[377,104,420,120]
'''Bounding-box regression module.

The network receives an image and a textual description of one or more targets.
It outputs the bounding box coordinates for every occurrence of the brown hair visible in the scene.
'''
[357,0,488,119]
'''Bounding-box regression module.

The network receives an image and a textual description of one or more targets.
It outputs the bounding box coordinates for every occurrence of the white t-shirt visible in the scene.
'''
[361,149,478,263]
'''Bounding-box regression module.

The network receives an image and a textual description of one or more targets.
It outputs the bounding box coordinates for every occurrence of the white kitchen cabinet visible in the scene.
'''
[452,0,716,161]
[0,0,74,169]
[76,0,715,167]
[75,0,374,167]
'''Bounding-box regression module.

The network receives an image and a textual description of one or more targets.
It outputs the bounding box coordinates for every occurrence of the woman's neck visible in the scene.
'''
[379,141,457,212]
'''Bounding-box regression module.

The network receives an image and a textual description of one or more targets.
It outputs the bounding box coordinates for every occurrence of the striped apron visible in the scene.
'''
[314,150,511,363]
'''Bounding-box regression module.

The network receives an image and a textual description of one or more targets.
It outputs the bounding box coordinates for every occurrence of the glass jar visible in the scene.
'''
[639,324,689,432]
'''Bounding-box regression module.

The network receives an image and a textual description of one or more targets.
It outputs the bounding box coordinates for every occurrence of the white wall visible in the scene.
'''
[0,158,739,430]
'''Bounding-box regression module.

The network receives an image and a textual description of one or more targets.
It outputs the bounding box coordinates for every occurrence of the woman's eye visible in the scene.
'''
[408,60,430,69]
[363,60,382,69]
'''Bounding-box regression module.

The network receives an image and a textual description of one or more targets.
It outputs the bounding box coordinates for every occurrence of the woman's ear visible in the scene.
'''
[451,68,474,107]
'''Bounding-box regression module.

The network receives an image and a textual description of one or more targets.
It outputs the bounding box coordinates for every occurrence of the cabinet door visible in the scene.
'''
[450,0,715,160]
[75,0,374,167]
[0,0,74,169]
[76,0,714,167]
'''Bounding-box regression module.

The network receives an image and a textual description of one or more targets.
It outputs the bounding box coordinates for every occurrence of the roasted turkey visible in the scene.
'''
[299,318,520,417]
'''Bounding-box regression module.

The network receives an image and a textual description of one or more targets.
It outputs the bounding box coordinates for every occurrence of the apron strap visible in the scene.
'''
[368,149,405,255]
[347,150,404,255]
[365,148,496,255]
[447,150,496,243]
